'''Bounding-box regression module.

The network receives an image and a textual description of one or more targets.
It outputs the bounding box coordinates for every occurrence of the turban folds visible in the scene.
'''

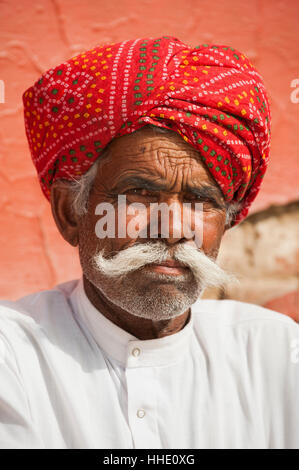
[23,36,271,225]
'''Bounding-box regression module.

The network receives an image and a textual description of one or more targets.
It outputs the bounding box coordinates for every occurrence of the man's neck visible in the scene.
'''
[82,275,191,340]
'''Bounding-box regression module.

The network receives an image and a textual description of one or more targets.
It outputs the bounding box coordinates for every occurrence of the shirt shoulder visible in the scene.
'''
[191,299,299,363]
[0,279,80,351]
[190,299,299,418]
[193,299,299,339]
[192,298,298,329]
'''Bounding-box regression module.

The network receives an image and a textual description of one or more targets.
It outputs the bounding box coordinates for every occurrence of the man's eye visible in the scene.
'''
[184,194,218,207]
[126,188,144,194]
[184,194,210,202]
[126,188,154,196]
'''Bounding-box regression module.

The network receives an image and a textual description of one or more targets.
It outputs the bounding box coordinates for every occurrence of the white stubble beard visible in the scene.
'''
[89,242,236,321]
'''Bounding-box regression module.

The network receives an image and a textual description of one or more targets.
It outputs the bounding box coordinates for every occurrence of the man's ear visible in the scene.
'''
[50,181,79,247]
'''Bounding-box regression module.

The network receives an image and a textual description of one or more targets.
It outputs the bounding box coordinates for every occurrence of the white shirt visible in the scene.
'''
[0,278,298,449]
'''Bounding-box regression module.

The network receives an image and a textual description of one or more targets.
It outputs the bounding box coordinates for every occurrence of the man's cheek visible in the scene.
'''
[201,218,225,254]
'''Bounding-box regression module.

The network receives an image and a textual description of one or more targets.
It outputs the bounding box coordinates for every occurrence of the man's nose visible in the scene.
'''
[153,196,192,246]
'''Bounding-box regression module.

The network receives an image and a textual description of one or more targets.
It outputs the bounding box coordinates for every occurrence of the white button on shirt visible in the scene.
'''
[137,410,146,419]
[131,348,140,357]
[0,278,299,449]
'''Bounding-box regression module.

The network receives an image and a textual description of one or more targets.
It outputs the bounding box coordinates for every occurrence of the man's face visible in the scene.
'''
[77,127,228,320]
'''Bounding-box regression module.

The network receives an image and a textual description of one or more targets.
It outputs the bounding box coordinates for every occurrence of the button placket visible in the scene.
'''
[125,354,159,448]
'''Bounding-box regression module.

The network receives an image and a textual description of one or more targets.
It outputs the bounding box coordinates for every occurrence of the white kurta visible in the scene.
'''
[0,278,298,449]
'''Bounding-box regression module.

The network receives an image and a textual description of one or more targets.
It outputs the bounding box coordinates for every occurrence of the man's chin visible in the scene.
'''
[122,269,201,318]
[95,265,201,301]
[92,267,201,321]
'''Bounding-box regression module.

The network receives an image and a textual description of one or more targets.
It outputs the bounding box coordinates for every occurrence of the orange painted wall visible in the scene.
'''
[0,0,298,300]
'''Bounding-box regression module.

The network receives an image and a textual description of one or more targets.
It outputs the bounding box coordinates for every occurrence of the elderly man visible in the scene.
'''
[0,36,298,449]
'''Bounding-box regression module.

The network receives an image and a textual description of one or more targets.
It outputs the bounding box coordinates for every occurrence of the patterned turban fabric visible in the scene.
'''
[23,36,271,225]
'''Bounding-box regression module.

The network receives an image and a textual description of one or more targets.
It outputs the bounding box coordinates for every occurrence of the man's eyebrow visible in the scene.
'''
[185,184,225,208]
[110,176,225,208]
[110,176,167,192]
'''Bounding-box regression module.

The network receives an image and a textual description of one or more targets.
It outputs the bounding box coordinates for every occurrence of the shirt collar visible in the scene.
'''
[71,278,194,368]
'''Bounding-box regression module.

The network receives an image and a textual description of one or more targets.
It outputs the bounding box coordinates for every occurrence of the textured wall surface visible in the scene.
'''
[0,0,298,317]
[203,202,299,321]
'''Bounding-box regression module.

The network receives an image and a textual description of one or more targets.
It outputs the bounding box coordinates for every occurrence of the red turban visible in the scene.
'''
[23,36,271,225]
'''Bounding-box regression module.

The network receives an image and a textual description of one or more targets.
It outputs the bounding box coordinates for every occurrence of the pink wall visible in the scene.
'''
[0,0,298,300]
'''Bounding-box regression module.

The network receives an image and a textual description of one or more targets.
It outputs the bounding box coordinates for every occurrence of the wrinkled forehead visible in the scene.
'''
[109,126,200,157]
[95,126,219,190]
